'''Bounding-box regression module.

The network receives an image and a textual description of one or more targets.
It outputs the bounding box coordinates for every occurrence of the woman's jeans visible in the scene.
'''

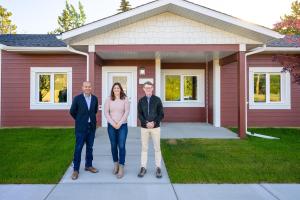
[107,123,128,165]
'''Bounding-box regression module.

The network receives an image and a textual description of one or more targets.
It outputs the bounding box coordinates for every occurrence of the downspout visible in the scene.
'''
[245,44,279,139]
[66,45,90,81]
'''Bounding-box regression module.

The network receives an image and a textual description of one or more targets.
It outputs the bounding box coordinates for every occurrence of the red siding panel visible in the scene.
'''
[1,51,87,127]
[208,61,214,124]
[163,107,206,122]
[221,54,300,127]
[247,54,300,127]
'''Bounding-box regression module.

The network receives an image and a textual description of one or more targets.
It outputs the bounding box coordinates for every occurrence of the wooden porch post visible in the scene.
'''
[237,46,247,138]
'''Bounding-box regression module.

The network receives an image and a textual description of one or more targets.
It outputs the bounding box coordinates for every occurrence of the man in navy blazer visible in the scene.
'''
[70,81,99,180]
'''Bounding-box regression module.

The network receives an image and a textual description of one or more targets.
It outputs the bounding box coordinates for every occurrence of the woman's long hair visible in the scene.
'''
[110,82,127,101]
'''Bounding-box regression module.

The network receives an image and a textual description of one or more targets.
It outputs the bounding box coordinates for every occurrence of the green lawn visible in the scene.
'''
[0,128,74,184]
[161,128,300,183]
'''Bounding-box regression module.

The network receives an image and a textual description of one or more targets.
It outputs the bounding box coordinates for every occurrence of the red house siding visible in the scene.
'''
[247,54,300,127]
[1,51,87,127]
[207,61,214,124]
[221,54,300,127]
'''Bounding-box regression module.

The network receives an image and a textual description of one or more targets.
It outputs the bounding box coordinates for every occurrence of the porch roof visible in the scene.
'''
[60,0,283,44]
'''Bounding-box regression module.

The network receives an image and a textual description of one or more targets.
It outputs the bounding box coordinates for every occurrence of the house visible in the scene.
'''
[0,0,299,138]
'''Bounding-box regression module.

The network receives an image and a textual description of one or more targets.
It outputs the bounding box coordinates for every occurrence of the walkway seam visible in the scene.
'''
[259,184,281,200]
[170,183,179,200]
[43,184,58,200]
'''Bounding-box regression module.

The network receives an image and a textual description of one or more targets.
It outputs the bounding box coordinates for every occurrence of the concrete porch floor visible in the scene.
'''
[160,123,238,139]
[94,122,238,140]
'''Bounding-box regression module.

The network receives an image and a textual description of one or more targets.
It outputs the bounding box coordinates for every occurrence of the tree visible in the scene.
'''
[118,0,131,12]
[50,0,86,34]
[273,1,300,35]
[0,5,17,34]
[273,55,300,84]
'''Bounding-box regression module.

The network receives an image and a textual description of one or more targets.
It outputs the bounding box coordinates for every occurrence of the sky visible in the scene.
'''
[0,0,295,34]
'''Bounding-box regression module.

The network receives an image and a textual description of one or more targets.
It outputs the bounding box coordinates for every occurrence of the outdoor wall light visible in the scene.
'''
[139,67,145,76]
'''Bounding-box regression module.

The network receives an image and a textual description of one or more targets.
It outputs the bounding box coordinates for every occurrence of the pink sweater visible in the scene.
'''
[104,97,130,125]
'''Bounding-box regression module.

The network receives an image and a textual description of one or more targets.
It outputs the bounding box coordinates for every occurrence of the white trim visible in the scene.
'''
[213,59,221,127]
[155,55,161,97]
[239,44,246,51]
[251,47,300,52]
[30,67,72,110]
[1,46,69,52]
[88,45,95,52]
[60,0,282,42]
[101,66,137,127]
[249,67,291,109]
[161,69,205,107]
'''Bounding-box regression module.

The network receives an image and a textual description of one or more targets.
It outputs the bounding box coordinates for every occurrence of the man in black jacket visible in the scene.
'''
[137,81,164,178]
[70,81,99,180]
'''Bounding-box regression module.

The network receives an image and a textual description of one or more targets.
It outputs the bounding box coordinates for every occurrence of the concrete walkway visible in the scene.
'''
[1,124,299,200]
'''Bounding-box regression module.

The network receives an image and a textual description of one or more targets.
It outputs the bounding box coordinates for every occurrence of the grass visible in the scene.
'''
[0,128,74,184]
[161,128,300,183]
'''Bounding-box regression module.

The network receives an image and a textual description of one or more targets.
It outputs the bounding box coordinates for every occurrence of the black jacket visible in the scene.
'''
[70,93,98,133]
[138,95,164,128]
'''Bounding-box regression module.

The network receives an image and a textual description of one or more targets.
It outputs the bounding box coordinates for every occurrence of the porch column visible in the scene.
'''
[155,53,161,97]
[213,58,221,127]
[88,45,95,86]
[238,44,247,138]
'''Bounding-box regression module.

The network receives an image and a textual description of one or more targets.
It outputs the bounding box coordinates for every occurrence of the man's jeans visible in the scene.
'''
[107,123,128,165]
[73,123,95,171]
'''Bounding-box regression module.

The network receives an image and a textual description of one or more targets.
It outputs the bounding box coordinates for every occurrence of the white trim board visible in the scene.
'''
[213,59,221,127]
[30,67,72,110]
[161,69,205,107]
[248,67,291,109]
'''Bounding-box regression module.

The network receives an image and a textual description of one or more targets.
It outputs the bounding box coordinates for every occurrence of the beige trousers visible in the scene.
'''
[140,127,161,168]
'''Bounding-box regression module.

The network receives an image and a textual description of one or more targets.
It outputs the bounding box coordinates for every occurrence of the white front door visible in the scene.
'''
[102,67,137,127]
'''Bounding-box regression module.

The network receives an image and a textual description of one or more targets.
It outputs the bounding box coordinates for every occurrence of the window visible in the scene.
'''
[249,67,290,109]
[165,75,181,101]
[162,69,205,107]
[30,67,72,109]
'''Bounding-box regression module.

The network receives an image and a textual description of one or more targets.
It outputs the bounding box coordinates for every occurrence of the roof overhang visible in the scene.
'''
[251,46,300,53]
[0,44,69,53]
[60,0,284,44]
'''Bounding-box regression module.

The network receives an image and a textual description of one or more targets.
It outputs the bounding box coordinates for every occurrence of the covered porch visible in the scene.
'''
[85,44,247,138]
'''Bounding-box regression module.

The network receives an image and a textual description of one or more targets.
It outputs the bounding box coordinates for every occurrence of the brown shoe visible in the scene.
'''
[84,166,99,173]
[113,162,119,175]
[117,164,124,179]
[71,171,79,180]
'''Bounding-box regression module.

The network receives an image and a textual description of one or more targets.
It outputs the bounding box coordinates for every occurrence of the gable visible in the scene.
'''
[72,12,260,45]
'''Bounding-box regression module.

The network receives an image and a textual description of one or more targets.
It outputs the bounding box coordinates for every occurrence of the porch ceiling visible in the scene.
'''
[96,51,235,63]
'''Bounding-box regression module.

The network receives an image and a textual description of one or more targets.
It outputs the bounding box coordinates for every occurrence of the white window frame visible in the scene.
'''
[161,69,205,107]
[30,67,72,110]
[249,67,291,109]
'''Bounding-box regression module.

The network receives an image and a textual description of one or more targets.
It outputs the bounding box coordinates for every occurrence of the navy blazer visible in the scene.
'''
[70,93,98,133]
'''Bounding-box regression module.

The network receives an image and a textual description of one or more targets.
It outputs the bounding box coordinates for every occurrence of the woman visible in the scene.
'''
[104,82,130,178]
